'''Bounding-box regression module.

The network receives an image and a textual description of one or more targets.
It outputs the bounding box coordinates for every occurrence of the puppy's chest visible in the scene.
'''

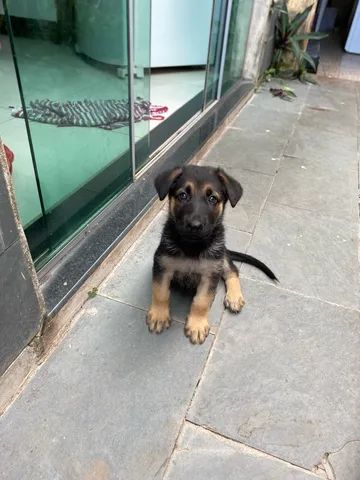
[160,255,223,276]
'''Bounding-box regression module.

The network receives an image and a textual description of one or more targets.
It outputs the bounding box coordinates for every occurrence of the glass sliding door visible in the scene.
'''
[0,12,43,230]
[221,0,254,94]
[147,0,215,155]
[203,0,231,107]
[3,0,133,266]
[1,0,254,270]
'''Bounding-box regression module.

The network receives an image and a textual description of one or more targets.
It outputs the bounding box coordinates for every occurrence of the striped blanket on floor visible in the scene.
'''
[11,98,167,130]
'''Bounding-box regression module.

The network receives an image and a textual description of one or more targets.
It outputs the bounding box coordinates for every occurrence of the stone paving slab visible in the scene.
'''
[165,422,319,480]
[203,128,283,176]
[232,103,299,138]
[268,154,358,223]
[187,279,360,470]
[326,440,360,480]
[100,211,163,311]
[223,168,274,234]
[305,85,357,114]
[285,125,358,169]
[299,106,357,137]
[0,296,212,480]
[250,84,309,114]
[242,202,359,309]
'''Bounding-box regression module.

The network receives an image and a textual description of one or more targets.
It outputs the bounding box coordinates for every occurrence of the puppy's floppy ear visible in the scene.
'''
[154,167,183,200]
[216,168,243,207]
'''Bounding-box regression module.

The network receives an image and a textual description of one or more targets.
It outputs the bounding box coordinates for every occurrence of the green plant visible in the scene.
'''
[87,287,98,299]
[272,1,327,80]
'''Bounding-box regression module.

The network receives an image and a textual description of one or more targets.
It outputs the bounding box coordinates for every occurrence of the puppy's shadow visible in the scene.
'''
[170,285,194,324]
[169,283,226,329]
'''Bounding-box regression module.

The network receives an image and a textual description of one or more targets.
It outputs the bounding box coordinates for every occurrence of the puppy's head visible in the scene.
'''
[154,165,242,240]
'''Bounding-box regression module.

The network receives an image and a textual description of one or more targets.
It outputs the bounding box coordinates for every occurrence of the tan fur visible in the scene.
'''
[185,278,214,344]
[146,274,172,333]
[224,271,245,312]
[161,255,223,276]
[169,197,176,216]
[216,201,224,216]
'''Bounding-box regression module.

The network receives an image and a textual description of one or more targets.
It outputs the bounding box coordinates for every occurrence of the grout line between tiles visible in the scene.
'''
[243,86,314,255]
[160,322,220,478]
[184,420,325,479]
[240,275,360,313]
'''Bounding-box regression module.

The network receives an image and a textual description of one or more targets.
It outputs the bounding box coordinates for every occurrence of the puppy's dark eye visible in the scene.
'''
[208,194,218,205]
[178,192,188,201]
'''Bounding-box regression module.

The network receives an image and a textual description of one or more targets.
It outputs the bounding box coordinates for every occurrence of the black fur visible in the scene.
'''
[153,165,277,284]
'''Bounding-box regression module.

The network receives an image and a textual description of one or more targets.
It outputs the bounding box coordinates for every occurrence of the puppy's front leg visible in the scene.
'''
[185,276,218,345]
[223,258,245,313]
[147,257,172,334]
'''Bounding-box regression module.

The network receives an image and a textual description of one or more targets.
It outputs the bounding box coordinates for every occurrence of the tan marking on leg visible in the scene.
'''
[185,279,214,345]
[224,272,245,313]
[147,273,172,333]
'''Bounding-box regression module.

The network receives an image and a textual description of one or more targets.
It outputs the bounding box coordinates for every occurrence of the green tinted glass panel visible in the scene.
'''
[0,16,43,229]
[204,0,227,106]
[148,0,212,156]
[133,0,151,171]
[3,0,132,266]
[221,0,253,95]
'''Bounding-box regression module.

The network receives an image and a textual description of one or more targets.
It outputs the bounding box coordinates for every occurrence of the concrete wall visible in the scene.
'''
[242,0,275,81]
[0,141,45,376]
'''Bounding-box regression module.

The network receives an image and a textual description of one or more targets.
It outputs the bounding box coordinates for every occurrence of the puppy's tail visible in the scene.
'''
[227,249,278,282]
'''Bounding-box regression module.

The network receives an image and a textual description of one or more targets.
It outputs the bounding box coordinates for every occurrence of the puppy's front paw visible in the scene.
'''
[146,305,171,333]
[224,293,245,313]
[185,315,210,345]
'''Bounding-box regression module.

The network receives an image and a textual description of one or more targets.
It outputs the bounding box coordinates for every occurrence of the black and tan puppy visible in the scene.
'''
[147,165,277,344]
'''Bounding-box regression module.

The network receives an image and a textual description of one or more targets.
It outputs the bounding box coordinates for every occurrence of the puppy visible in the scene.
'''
[147,165,277,344]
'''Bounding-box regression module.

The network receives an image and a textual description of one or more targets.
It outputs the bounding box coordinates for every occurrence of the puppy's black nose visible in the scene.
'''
[187,219,203,231]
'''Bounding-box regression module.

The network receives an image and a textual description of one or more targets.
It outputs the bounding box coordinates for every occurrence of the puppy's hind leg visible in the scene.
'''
[223,257,245,313]
[147,256,173,334]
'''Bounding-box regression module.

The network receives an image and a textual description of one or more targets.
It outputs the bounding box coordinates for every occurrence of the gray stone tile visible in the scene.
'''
[0,169,18,250]
[165,423,318,480]
[264,78,311,98]
[187,279,360,470]
[221,168,274,233]
[100,211,166,310]
[242,202,359,309]
[0,296,212,480]
[249,85,308,114]
[232,103,299,138]
[284,125,358,169]
[316,77,357,97]
[0,230,4,254]
[202,128,283,175]
[268,155,358,222]
[0,239,42,375]
[171,228,251,329]
[306,84,357,115]
[299,106,357,137]
[326,440,360,480]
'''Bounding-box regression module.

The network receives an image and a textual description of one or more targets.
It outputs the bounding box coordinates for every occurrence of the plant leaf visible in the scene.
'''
[288,38,302,63]
[293,32,328,41]
[289,5,313,35]
[272,48,283,68]
[280,8,289,39]
[302,51,316,70]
